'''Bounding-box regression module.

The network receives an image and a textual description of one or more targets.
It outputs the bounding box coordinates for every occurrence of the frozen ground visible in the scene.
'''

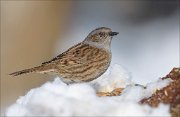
[6,64,171,116]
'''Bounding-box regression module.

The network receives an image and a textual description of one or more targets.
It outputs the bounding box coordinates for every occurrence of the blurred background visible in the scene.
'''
[1,0,179,115]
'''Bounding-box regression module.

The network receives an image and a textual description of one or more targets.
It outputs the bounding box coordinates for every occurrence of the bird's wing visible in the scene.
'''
[41,43,98,65]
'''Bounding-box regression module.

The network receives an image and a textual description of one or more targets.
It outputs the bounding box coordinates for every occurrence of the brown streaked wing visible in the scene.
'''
[42,43,83,65]
[55,43,99,66]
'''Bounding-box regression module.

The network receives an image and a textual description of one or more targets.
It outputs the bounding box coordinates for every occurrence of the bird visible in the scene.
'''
[10,27,119,84]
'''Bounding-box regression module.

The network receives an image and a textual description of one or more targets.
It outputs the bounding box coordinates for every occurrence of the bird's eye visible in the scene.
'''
[99,32,105,37]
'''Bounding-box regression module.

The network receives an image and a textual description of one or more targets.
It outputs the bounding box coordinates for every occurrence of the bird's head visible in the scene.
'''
[83,27,118,49]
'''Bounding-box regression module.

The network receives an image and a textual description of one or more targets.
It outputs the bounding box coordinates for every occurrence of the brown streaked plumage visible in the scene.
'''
[10,27,119,84]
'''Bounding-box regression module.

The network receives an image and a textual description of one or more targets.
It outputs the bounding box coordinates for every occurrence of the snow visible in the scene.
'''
[90,64,132,92]
[6,64,171,116]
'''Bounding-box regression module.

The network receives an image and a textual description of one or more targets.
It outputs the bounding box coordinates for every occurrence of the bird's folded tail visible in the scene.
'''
[9,65,54,76]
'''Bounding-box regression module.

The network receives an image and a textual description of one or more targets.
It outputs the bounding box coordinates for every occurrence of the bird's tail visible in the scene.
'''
[9,65,53,76]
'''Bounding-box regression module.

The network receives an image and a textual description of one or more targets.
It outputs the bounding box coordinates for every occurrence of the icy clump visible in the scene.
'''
[120,78,172,101]
[6,64,171,116]
[90,64,133,92]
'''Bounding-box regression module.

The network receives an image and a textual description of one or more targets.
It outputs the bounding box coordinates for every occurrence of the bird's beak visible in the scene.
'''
[109,32,119,36]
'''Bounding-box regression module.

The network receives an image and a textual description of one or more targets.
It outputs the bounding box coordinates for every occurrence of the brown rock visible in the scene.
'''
[96,88,124,97]
[140,68,180,117]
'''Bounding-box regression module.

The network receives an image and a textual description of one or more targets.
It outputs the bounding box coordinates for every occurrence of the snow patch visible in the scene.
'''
[6,64,171,116]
